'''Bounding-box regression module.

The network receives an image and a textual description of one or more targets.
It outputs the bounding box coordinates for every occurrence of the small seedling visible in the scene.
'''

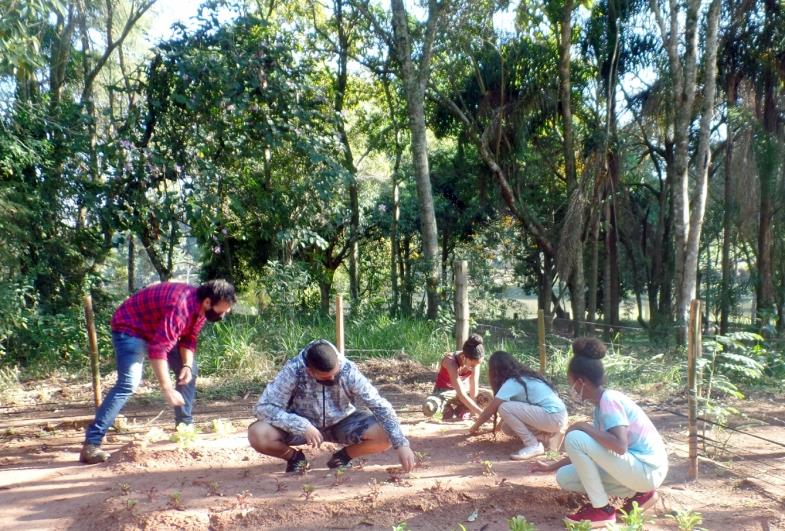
[360,478,382,506]
[301,483,316,501]
[125,498,138,514]
[273,477,288,492]
[667,509,705,531]
[414,451,430,467]
[508,515,537,531]
[617,501,647,530]
[432,410,444,423]
[167,490,184,510]
[205,481,223,496]
[170,423,199,449]
[482,460,495,476]
[211,418,234,436]
[392,523,411,531]
[544,450,561,460]
[119,482,131,495]
[333,467,348,486]
[427,480,444,492]
[563,520,592,531]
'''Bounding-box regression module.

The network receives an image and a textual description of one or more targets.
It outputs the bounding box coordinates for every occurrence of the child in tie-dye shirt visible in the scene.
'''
[531,337,668,528]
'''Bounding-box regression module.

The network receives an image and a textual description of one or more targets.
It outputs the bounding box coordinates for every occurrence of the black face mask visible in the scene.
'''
[205,309,224,322]
[316,372,340,386]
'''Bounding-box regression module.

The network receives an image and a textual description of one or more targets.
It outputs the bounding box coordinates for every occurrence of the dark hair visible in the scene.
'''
[462,333,485,360]
[488,350,555,399]
[304,340,339,372]
[197,279,237,305]
[567,337,606,386]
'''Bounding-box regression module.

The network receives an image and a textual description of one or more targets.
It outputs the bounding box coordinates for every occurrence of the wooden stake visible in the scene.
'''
[335,294,344,355]
[83,294,102,408]
[454,260,469,351]
[688,298,702,481]
[538,309,546,374]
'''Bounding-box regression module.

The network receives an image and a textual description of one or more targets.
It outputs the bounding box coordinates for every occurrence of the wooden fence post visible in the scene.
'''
[335,294,344,355]
[538,309,546,374]
[688,298,702,481]
[454,260,469,351]
[83,294,102,408]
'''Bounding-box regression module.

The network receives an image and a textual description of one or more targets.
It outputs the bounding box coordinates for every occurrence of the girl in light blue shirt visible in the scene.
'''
[469,351,567,460]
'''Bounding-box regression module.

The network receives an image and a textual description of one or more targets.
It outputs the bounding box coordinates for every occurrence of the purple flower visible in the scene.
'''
[213,245,221,254]
[377,204,387,213]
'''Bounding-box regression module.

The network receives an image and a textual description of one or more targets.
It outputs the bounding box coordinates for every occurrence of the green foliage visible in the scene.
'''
[615,502,647,530]
[666,509,705,531]
[170,423,200,449]
[508,515,538,531]
[563,520,592,531]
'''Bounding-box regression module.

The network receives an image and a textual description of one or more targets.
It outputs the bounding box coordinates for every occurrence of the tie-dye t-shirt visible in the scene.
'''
[593,389,668,468]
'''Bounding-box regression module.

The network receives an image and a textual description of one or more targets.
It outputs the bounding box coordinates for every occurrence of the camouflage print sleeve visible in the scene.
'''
[347,364,409,448]
[254,361,312,436]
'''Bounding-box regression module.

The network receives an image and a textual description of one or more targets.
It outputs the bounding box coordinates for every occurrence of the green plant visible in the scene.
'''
[167,490,184,510]
[211,418,235,436]
[508,515,537,531]
[170,423,199,449]
[616,501,647,530]
[482,460,495,476]
[119,482,131,495]
[301,483,316,501]
[563,521,592,531]
[667,509,705,531]
[392,523,411,531]
[125,498,138,513]
[698,332,766,458]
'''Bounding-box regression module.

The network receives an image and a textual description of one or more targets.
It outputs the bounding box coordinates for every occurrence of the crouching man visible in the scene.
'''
[248,339,416,473]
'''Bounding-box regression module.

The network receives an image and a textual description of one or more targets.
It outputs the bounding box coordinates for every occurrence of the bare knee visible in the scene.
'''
[361,423,391,451]
[247,421,283,453]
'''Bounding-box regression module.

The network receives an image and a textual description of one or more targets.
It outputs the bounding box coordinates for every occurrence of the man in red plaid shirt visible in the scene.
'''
[80,279,236,464]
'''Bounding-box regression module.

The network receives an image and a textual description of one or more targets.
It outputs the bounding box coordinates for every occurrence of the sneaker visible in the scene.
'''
[618,491,658,516]
[79,443,110,464]
[326,448,352,469]
[285,449,309,473]
[510,442,544,461]
[564,504,616,528]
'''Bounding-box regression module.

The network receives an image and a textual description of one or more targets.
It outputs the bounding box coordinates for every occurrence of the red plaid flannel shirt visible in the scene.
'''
[111,282,206,360]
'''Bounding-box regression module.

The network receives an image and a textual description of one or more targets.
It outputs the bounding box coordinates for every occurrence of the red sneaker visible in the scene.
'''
[618,491,659,516]
[564,504,616,528]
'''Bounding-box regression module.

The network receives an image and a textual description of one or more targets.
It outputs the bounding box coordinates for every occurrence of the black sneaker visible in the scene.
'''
[285,450,309,473]
[326,448,352,469]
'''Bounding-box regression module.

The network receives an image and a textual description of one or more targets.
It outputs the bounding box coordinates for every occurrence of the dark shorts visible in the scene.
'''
[284,411,378,446]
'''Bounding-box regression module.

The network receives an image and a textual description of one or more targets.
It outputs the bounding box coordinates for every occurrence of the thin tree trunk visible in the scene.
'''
[720,77,738,334]
[390,0,442,319]
[587,210,600,323]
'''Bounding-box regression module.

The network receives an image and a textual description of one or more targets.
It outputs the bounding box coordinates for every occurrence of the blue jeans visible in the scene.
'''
[84,332,198,445]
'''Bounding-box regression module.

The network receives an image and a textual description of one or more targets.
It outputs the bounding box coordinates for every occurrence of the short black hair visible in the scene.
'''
[567,337,607,386]
[304,340,339,372]
[462,333,484,360]
[196,279,237,305]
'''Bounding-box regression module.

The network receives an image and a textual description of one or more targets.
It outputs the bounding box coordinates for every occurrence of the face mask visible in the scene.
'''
[569,380,584,403]
[315,372,340,386]
[205,309,224,322]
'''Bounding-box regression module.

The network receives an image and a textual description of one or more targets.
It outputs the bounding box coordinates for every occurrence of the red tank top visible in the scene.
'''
[434,352,472,389]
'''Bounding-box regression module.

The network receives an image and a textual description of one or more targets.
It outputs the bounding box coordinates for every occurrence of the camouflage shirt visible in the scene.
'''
[254,340,409,448]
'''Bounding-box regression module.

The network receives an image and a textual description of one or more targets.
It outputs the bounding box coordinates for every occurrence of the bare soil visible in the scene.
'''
[2,358,784,530]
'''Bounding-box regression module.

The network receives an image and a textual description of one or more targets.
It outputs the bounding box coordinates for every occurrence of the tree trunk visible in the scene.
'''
[319,270,336,316]
[390,0,442,319]
[756,65,778,324]
[587,210,600,323]
[720,76,738,334]
[557,0,584,334]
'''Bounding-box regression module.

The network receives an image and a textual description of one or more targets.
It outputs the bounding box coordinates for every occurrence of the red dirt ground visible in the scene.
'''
[2,358,784,530]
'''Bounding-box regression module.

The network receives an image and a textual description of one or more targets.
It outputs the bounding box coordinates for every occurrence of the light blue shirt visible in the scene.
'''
[593,389,668,468]
[495,376,566,414]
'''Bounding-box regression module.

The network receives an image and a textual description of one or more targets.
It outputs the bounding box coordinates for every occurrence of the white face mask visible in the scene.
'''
[569,380,584,403]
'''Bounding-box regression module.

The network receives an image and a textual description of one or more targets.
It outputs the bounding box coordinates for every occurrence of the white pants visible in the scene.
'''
[498,401,568,449]
[556,430,668,507]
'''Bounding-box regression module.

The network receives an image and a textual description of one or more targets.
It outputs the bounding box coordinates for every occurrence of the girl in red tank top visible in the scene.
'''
[422,334,486,420]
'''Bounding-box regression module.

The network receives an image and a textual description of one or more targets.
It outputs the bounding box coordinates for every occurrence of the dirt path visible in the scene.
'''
[1,360,783,530]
